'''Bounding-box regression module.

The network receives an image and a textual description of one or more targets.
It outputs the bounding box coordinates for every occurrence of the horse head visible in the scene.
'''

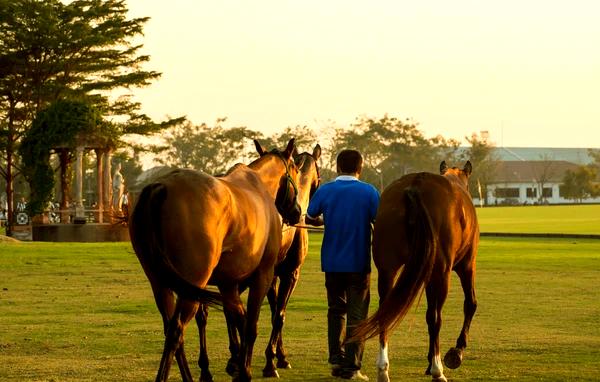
[253,138,302,225]
[440,160,473,192]
[293,143,322,201]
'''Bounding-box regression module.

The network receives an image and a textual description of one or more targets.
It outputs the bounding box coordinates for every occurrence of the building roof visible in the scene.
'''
[493,160,580,183]
[495,147,595,165]
[456,147,597,165]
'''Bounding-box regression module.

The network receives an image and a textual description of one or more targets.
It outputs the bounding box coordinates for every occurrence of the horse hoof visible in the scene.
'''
[200,370,214,382]
[262,368,280,378]
[444,347,463,369]
[276,359,291,369]
[225,360,239,376]
[377,369,390,382]
[432,376,447,382]
[232,371,251,382]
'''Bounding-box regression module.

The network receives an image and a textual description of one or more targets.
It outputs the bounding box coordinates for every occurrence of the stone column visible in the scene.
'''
[74,146,85,218]
[103,150,112,220]
[95,149,104,223]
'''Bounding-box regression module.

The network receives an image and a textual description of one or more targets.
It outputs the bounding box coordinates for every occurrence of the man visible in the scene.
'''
[306,149,380,381]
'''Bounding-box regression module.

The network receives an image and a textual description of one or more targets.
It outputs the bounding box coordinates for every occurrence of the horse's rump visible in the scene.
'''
[129,181,222,306]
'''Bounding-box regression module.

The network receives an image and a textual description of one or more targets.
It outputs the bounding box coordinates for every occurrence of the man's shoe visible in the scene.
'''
[341,370,369,381]
[331,364,343,377]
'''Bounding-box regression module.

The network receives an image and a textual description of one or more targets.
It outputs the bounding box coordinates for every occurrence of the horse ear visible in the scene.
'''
[440,161,448,175]
[313,144,322,160]
[283,138,296,159]
[463,161,473,176]
[254,139,266,156]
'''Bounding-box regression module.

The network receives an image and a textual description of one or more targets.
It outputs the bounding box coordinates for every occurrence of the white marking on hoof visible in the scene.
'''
[376,343,390,382]
[430,354,446,381]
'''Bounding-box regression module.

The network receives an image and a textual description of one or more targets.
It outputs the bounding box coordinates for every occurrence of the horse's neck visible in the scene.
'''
[248,157,283,198]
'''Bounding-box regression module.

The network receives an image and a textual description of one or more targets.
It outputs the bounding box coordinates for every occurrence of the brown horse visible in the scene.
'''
[194,144,322,381]
[129,139,302,382]
[352,161,479,382]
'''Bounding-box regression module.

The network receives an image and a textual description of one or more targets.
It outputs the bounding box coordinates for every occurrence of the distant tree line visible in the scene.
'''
[146,117,497,199]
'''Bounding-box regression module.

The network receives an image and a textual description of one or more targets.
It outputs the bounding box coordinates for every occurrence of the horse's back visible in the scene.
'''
[373,172,477,269]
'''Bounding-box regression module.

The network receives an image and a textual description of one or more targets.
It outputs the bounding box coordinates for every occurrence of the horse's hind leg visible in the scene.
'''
[156,299,198,382]
[376,268,396,382]
[425,274,449,382]
[444,263,477,370]
[195,304,214,382]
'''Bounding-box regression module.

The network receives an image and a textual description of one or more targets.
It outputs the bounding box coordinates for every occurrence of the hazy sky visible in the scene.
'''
[126,0,600,148]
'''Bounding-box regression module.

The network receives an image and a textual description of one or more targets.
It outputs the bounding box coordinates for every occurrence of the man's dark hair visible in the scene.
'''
[336,150,363,174]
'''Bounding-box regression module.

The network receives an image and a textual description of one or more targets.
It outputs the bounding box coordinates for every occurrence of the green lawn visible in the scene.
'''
[1,234,599,381]
[477,204,600,234]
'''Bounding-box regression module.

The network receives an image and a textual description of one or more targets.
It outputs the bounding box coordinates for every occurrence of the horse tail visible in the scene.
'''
[130,183,222,308]
[352,186,436,340]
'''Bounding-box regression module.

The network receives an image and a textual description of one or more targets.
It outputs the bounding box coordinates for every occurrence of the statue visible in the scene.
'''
[112,163,125,211]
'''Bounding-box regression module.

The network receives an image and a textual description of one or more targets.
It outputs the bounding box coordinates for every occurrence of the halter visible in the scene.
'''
[273,151,300,222]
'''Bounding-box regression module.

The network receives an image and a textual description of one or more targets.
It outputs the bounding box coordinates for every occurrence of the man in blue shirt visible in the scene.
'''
[306,149,380,381]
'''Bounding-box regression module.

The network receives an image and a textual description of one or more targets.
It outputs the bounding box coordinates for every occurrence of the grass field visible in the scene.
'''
[1,232,600,381]
[476,204,600,234]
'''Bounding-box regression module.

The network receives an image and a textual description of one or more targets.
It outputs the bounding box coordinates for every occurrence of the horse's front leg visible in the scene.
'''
[263,269,300,377]
[425,277,449,382]
[444,263,477,370]
[263,278,281,377]
[236,270,274,382]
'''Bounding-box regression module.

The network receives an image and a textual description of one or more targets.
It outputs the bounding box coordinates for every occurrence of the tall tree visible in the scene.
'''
[0,0,181,233]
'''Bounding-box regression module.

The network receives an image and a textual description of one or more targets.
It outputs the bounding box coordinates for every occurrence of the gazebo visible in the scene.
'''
[53,133,115,224]
[18,99,129,242]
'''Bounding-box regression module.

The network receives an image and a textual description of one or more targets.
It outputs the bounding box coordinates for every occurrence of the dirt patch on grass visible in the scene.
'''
[0,235,20,243]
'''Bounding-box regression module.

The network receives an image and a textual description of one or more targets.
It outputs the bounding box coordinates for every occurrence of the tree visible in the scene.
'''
[261,125,319,155]
[327,115,460,190]
[152,119,265,175]
[461,132,498,205]
[531,154,558,203]
[0,0,181,233]
[561,166,600,203]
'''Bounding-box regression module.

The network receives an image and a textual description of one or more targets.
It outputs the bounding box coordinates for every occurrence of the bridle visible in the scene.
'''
[274,152,300,223]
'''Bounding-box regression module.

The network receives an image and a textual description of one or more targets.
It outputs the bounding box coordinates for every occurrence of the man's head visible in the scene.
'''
[336,150,363,176]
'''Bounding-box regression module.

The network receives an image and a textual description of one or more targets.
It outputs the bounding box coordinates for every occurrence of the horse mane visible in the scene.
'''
[224,163,246,176]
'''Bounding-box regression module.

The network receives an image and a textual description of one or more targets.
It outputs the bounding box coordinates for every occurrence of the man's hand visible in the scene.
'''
[305,215,324,227]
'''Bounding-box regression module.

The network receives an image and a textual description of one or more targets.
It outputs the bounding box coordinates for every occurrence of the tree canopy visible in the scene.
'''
[0,0,182,229]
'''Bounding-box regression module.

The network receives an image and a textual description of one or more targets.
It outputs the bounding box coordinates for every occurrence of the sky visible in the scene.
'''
[125,0,600,148]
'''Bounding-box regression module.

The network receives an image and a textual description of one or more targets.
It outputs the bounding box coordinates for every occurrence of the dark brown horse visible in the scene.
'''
[129,139,302,382]
[194,144,322,381]
[352,161,479,382]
